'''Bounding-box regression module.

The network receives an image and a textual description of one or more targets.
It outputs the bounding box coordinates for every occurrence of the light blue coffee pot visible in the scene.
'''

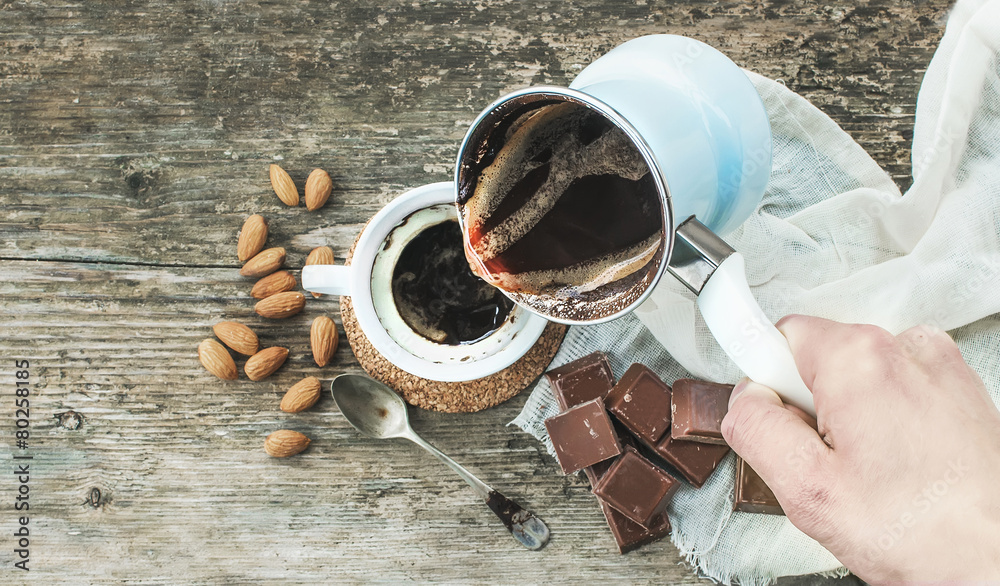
[456,35,815,415]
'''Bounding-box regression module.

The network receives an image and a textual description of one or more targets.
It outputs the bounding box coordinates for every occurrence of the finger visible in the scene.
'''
[785,403,818,430]
[729,377,817,429]
[776,314,897,399]
[722,380,831,501]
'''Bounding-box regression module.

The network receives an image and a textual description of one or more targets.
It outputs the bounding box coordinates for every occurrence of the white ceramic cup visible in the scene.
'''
[301,182,549,382]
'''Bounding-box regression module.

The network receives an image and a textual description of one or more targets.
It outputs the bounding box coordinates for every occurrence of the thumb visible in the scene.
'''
[722,379,831,501]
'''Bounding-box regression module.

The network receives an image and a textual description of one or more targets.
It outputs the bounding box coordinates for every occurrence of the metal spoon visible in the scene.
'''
[331,374,550,550]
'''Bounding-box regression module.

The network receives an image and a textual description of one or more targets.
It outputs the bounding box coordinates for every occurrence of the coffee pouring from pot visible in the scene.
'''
[455,34,816,416]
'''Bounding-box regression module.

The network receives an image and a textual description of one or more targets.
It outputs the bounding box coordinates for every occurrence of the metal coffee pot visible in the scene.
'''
[455,35,815,415]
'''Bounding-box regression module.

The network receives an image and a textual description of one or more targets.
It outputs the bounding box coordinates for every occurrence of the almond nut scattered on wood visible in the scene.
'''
[304,168,333,211]
[212,321,260,356]
[255,291,306,319]
[251,270,297,299]
[311,316,338,367]
[280,376,322,413]
[237,214,268,262]
[264,429,311,457]
[305,246,335,298]
[269,164,299,207]
[197,338,238,380]
[240,247,286,278]
[245,346,289,381]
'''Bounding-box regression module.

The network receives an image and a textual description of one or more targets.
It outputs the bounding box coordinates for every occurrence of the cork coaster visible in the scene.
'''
[341,296,566,413]
[339,232,566,412]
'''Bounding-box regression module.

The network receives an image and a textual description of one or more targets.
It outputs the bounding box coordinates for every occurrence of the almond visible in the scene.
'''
[255,291,306,319]
[264,429,311,458]
[237,214,268,262]
[280,376,322,413]
[198,338,237,380]
[304,168,333,211]
[310,316,338,367]
[306,245,335,266]
[269,164,299,206]
[240,247,286,278]
[245,346,289,381]
[212,321,260,356]
[305,246,335,298]
[251,270,297,299]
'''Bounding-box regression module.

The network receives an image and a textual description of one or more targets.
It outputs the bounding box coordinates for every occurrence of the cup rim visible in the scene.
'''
[345,181,550,382]
[453,86,676,326]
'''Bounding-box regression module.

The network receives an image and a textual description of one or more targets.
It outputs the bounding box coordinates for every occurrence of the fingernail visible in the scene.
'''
[729,378,751,409]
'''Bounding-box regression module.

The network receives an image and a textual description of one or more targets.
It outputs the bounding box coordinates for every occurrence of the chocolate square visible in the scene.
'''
[671,379,733,445]
[597,499,671,554]
[605,364,672,444]
[734,457,784,515]
[651,433,730,488]
[545,351,615,411]
[585,441,672,554]
[593,445,679,527]
[583,456,617,487]
[583,430,636,486]
[544,398,622,475]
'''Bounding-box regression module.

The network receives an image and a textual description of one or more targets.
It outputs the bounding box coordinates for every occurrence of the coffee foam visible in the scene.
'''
[503,255,658,323]
[464,103,651,263]
[483,231,661,295]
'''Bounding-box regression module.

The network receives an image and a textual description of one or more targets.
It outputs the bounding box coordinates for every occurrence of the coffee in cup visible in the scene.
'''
[389,214,514,345]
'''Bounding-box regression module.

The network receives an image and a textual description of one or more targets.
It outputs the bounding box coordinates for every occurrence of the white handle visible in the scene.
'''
[697,253,816,416]
[301,264,354,297]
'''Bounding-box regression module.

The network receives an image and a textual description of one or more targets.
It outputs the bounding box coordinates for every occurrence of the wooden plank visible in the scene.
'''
[1,1,948,265]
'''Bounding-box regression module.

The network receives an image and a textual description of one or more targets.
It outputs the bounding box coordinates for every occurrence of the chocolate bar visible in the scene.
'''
[671,379,733,445]
[544,398,622,475]
[605,364,672,444]
[650,433,730,488]
[545,351,615,411]
[592,445,679,527]
[733,457,784,515]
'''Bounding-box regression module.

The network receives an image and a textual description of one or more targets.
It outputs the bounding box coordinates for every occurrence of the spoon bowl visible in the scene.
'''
[332,375,410,440]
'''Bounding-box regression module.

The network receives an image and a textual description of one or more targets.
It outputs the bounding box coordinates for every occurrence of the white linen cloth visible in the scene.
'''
[512,0,1000,581]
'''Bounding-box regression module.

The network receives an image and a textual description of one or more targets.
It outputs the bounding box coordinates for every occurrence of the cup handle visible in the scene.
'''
[301,265,354,297]
[697,253,815,416]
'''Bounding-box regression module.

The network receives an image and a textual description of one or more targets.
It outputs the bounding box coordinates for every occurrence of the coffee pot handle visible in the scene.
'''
[302,265,354,297]
[668,217,815,416]
[697,253,815,416]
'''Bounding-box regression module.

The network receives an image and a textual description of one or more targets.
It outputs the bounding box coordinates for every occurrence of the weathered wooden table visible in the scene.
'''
[1,1,948,582]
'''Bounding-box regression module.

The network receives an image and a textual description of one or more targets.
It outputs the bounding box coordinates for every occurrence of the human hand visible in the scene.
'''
[721,315,1000,583]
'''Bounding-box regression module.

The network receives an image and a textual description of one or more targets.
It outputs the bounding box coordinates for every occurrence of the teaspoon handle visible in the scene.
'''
[484,489,551,551]
[404,432,550,550]
[406,431,492,498]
